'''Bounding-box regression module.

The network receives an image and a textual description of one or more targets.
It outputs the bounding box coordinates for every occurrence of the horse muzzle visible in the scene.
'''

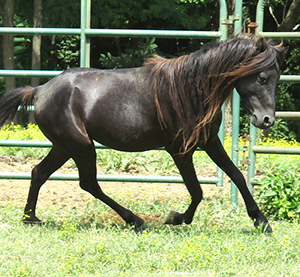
[252,113,275,129]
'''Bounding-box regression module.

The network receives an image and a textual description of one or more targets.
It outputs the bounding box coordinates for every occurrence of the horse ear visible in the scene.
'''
[256,37,268,53]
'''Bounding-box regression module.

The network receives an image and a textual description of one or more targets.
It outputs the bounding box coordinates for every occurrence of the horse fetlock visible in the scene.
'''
[165,211,184,225]
[121,210,144,227]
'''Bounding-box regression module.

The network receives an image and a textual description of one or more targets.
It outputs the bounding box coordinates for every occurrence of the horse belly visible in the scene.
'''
[88,119,163,152]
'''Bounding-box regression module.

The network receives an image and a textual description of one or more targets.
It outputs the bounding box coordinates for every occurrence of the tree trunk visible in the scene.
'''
[223,0,235,136]
[277,0,300,32]
[31,0,42,87]
[0,1,3,69]
[2,0,15,93]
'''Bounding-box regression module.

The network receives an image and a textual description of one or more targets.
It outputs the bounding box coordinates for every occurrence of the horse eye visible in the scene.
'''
[258,74,268,85]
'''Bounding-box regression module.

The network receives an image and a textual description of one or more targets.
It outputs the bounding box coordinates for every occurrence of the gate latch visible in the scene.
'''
[247,20,259,33]
[221,15,240,26]
[240,134,251,169]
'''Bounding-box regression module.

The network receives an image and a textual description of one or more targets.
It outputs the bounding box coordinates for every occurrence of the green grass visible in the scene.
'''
[1,124,300,276]
[1,198,300,277]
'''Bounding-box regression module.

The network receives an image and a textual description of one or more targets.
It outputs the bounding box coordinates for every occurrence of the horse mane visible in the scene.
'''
[146,34,285,153]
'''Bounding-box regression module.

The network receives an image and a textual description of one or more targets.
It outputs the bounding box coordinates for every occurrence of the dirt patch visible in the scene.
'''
[0,156,232,215]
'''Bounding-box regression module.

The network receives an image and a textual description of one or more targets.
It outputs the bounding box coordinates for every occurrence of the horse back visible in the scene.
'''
[33,67,165,151]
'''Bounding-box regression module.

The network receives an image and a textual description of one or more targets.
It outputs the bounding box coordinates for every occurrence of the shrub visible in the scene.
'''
[255,167,300,221]
[0,123,49,158]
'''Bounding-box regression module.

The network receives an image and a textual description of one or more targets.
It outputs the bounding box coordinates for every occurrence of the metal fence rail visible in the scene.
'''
[0,139,219,184]
[0,172,219,184]
[0,0,231,187]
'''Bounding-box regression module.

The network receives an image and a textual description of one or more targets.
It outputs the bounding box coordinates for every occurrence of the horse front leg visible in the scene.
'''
[165,151,203,225]
[204,136,272,233]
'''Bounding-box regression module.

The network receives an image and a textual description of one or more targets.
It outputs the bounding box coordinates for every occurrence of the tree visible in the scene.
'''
[31,0,42,87]
[2,0,15,92]
[274,0,300,32]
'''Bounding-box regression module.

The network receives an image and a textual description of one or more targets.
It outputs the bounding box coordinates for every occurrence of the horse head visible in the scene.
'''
[235,37,286,129]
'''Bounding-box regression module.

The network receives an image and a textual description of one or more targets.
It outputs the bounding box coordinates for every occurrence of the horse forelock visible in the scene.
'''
[147,34,284,153]
[221,36,285,80]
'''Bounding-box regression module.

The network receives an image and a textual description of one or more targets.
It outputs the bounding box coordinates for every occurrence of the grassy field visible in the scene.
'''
[0,124,300,276]
[1,196,300,277]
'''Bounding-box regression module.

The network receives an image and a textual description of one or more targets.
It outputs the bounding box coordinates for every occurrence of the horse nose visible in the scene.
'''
[252,113,275,129]
[263,115,274,127]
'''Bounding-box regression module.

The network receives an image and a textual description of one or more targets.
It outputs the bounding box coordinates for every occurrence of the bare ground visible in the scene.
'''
[0,155,233,224]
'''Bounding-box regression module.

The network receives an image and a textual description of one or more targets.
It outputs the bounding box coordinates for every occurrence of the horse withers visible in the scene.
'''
[0,34,285,232]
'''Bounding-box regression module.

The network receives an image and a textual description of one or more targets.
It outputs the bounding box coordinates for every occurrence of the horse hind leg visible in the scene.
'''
[23,145,70,224]
[72,143,146,230]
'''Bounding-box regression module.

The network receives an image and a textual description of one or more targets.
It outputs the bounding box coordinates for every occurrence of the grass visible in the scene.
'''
[1,198,300,277]
[1,124,300,276]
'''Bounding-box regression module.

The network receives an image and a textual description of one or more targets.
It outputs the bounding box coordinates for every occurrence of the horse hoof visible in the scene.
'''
[262,222,272,233]
[135,222,149,233]
[132,217,148,233]
[254,218,272,233]
[22,217,44,226]
[165,211,184,225]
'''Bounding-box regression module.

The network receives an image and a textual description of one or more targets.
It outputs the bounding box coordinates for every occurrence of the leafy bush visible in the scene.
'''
[0,123,49,159]
[255,168,300,221]
[0,123,46,141]
[99,38,158,69]
[255,137,300,172]
[54,36,80,69]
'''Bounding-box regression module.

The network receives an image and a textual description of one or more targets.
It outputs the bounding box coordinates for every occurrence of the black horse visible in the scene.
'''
[0,35,285,232]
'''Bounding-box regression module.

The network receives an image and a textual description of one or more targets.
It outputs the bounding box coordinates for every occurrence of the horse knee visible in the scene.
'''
[192,188,203,204]
[31,166,47,187]
[79,181,102,197]
[79,181,92,193]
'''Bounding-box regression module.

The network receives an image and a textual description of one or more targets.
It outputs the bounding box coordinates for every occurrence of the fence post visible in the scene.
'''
[230,0,243,205]
[256,0,265,34]
[215,0,228,187]
[247,124,257,194]
[80,0,91,67]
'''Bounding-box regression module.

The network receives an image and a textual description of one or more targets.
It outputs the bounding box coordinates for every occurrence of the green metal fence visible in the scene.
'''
[0,0,234,187]
[2,0,297,204]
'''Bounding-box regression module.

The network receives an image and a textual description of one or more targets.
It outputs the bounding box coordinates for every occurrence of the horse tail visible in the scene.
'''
[0,86,35,128]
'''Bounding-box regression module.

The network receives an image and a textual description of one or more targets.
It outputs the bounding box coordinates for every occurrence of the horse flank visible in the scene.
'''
[146,35,285,153]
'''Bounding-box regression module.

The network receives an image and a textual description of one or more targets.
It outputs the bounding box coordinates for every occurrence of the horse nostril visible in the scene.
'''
[263,115,273,127]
